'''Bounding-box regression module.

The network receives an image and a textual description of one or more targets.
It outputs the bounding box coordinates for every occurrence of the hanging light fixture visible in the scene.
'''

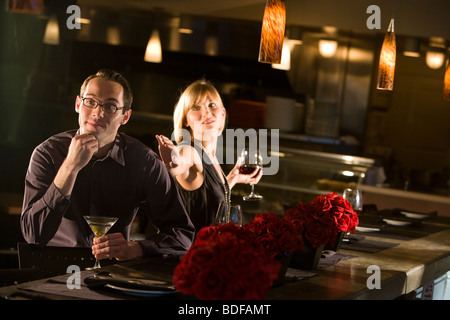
[258,0,286,64]
[106,26,121,46]
[178,15,194,34]
[425,38,446,69]
[272,37,291,70]
[426,51,445,69]
[376,18,396,90]
[444,58,450,101]
[426,37,445,69]
[403,37,420,58]
[144,29,162,63]
[287,25,303,46]
[319,39,338,58]
[43,14,60,45]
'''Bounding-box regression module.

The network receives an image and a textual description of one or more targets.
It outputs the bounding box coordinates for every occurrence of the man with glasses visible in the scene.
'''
[21,69,195,261]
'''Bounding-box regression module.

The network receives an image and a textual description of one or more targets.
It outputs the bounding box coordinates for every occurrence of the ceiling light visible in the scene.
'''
[144,30,162,63]
[444,58,450,100]
[258,0,286,64]
[179,28,193,34]
[286,25,303,46]
[106,26,120,46]
[377,18,396,90]
[178,15,194,34]
[272,38,291,70]
[319,39,338,58]
[43,14,60,45]
[75,18,91,25]
[426,51,445,69]
[403,37,420,57]
[426,37,446,69]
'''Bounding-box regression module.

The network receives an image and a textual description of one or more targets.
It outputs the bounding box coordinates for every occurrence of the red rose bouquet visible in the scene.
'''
[173,223,280,300]
[284,193,359,248]
[244,213,304,258]
[284,201,334,248]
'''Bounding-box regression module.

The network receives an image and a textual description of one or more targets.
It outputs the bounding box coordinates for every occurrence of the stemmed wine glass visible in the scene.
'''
[239,148,263,201]
[83,216,118,270]
[342,188,363,215]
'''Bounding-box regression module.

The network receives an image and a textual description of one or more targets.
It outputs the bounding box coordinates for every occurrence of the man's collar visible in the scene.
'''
[108,133,126,166]
[74,130,126,166]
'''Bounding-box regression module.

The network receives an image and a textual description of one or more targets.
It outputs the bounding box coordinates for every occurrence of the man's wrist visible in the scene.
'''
[128,241,144,260]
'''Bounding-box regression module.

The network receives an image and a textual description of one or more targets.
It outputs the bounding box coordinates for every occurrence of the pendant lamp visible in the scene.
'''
[43,14,60,45]
[319,39,338,58]
[144,29,162,63]
[426,51,445,69]
[258,0,286,64]
[272,37,291,70]
[444,58,450,100]
[377,18,396,90]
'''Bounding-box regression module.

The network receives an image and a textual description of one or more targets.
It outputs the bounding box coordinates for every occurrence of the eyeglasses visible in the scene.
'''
[81,97,125,114]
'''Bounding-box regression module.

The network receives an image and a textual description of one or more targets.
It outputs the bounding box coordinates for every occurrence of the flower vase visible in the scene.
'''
[324,231,345,252]
[273,253,291,287]
[289,242,324,270]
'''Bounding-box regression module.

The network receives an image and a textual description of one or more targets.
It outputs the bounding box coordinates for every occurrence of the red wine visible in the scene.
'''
[239,165,261,175]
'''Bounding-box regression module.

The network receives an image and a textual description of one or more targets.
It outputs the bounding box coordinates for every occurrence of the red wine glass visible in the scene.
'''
[239,148,263,201]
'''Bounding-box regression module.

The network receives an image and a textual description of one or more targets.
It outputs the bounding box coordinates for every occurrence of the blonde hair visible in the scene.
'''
[173,79,226,143]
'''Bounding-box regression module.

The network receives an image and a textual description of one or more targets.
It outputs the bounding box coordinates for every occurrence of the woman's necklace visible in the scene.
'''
[191,139,231,212]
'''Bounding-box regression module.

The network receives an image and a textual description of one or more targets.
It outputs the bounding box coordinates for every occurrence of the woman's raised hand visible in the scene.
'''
[155,135,180,168]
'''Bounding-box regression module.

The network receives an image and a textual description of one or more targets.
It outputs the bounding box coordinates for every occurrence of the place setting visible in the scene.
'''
[84,270,177,298]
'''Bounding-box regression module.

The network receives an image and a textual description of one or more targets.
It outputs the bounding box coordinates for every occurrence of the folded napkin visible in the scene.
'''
[340,238,399,253]
[318,250,356,268]
[284,268,317,281]
[391,208,437,219]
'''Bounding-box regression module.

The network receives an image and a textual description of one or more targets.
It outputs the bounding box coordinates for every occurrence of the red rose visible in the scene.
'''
[244,213,304,258]
[312,194,334,212]
[173,223,280,300]
[303,223,332,248]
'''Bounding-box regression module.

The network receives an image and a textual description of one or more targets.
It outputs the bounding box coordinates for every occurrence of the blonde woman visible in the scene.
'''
[156,79,262,231]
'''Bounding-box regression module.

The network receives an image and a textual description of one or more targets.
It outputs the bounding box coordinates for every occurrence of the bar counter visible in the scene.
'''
[270,226,450,299]
[1,216,450,301]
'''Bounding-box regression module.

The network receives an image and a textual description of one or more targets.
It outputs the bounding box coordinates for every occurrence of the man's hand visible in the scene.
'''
[92,233,143,261]
[54,133,99,196]
[66,133,99,171]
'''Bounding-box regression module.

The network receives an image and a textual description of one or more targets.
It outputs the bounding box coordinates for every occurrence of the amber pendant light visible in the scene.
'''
[377,18,396,90]
[258,0,286,64]
[444,58,450,100]
[144,29,162,63]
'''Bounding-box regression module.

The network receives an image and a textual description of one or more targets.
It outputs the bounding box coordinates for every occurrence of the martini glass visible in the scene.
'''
[83,216,118,270]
